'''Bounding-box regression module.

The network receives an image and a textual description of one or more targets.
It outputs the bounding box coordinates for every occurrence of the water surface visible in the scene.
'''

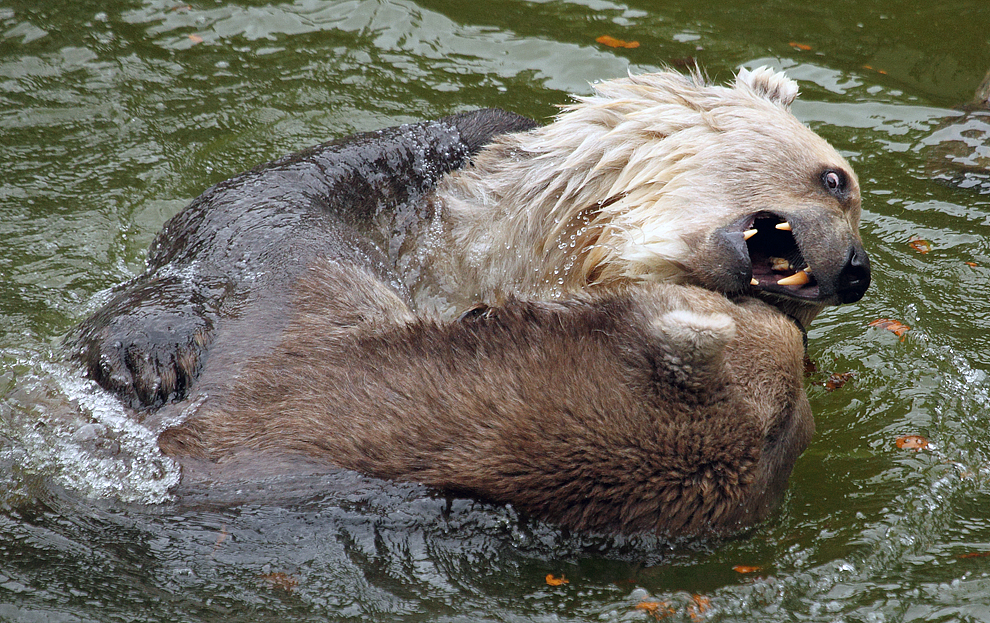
[3,0,990,620]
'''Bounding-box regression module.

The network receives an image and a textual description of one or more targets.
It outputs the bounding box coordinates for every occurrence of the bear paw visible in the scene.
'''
[68,277,216,410]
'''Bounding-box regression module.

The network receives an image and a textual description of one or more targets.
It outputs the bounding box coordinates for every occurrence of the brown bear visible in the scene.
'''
[152,260,812,537]
[69,67,867,536]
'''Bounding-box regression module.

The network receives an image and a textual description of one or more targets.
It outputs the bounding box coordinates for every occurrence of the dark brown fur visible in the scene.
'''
[160,260,813,537]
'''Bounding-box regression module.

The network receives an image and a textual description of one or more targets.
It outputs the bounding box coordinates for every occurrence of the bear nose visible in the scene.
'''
[836,244,871,304]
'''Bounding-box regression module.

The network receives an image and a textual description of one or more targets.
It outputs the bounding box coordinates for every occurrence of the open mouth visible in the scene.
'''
[742,212,821,301]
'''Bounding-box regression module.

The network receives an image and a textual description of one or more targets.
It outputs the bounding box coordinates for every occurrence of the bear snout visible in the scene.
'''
[835,243,871,304]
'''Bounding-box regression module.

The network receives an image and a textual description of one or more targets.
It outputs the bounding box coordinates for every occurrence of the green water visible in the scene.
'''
[3,0,990,620]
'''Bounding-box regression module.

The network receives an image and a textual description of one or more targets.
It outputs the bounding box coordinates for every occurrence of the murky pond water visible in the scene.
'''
[3,0,990,620]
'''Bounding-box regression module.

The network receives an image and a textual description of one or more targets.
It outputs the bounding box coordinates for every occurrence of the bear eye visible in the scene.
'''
[822,169,847,197]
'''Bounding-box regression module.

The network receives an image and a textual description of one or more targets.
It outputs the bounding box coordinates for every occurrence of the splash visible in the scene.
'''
[0,355,180,504]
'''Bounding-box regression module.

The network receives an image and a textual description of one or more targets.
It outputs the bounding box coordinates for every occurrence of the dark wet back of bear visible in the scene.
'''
[71,109,537,411]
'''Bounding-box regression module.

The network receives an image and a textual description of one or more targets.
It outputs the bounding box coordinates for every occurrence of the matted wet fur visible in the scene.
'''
[67,67,862,535]
[72,67,868,412]
[414,67,870,325]
[158,261,812,537]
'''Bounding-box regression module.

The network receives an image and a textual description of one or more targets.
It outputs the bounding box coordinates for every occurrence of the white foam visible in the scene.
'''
[4,359,182,504]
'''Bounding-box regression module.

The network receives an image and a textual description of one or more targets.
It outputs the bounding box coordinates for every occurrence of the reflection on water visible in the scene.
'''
[925,111,990,194]
[925,68,990,194]
[3,0,990,620]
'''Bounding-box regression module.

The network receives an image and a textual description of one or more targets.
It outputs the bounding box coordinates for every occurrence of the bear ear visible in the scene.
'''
[653,309,736,369]
[736,66,799,107]
[647,308,736,392]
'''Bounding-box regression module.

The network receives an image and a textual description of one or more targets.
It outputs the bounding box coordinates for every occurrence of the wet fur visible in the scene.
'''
[160,261,812,536]
[72,68,864,411]
[72,109,538,410]
[67,68,847,535]
[411,68,866,325]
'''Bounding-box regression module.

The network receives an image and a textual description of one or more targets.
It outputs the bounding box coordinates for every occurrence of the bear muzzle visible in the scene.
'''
[706,210,871,308]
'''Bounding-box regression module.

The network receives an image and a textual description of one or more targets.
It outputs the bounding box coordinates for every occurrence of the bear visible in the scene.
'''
[68,67,867,536]
[415,67,870,325]
[71,67,869,412]
[151,261,813,537]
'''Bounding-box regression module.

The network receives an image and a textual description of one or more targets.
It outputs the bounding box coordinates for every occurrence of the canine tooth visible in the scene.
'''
[743,228,758,240]
[775,222,793,231]
[769,256,791,272]
[750,277,759,286]
[777,271,811,286]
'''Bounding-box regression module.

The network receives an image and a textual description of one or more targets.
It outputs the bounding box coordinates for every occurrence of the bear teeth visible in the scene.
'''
[769,256,792,272]
[743,228,758,240]
[776,267,812,286]
[775,221,793,231]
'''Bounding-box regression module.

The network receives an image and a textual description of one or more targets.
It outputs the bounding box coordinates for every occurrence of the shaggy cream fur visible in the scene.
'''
[408,67,862,326]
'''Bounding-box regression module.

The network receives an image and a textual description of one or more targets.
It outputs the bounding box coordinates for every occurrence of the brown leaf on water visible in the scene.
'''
[896,435,929,451]
[688,595,711,621]
[545,573,569,586]
[596,35,640,49]
[958,550,990,559]
[635,600,674,620]
[188,34,204,44]
[863,64,889,75]
[732,565,761,574]
[260,572,299,593]
[869,318,910,338]
[965,261,978,267]
[908,237,931,254]
[824,372,855,391]
[789,42,811,51]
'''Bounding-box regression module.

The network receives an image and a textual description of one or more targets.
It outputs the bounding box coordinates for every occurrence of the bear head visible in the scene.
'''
[437,67,870,328]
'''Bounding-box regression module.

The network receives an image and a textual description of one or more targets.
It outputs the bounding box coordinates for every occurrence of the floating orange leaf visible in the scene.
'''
[824,372,854,391]
[545,573,569,586]
[635,600,674,620]
[908,238,931,254]
[958,550,990,559]
[260,572,299,592]
[863,65,889,75]
[896,435,929,451]
[789,42,812,51]
[965,261,978,267]
[688,595,711,621]
[869,318,910,338]
[596,35,640,49]
[732,565,762,573]
[189,34,204,44]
